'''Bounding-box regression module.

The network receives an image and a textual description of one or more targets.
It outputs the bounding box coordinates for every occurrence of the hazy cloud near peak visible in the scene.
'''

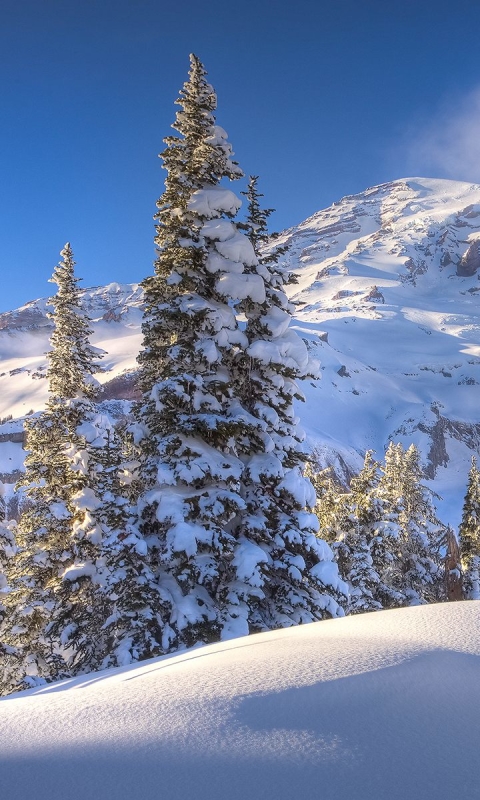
[404,86,480,184]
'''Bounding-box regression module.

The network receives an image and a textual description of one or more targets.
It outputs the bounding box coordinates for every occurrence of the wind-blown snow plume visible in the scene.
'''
[406,86,480,182]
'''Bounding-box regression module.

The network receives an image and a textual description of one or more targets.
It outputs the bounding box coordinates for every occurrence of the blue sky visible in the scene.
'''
[2,0,480,312]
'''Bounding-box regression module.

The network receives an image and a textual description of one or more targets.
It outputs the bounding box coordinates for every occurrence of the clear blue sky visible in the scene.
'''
[2,0,480,312]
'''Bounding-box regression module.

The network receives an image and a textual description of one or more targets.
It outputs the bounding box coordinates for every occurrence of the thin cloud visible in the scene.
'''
[404,86,480,183]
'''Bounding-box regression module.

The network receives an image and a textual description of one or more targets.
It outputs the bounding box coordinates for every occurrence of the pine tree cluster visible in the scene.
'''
[0,55,347,695]
[309,444,448,612]
[0,56,477,696]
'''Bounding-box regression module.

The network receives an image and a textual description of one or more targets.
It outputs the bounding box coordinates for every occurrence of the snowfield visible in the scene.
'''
[1,601,479,800]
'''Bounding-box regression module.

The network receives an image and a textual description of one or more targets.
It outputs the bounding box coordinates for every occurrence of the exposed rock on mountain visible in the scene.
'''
[457,239,480,277]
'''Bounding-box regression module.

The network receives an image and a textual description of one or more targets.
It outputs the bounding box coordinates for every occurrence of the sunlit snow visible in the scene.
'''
[1,602,479,800]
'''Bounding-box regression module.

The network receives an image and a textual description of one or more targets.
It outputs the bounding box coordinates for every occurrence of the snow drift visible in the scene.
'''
[1,601,480,800]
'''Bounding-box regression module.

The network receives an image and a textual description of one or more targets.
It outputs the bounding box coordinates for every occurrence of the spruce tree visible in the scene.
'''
[309,451,396,613]
[339,451,384,613]
[459,456,480,599]
[309,444,445,614]
[135,55,269,648]
[82,418,165,668]
[377,442,444,605]
[0,488,15,621]
[307,461,349,547]
[0,245,132,692]
[235,176,347,629]
[42,249,158,672]
[1,399,78,692]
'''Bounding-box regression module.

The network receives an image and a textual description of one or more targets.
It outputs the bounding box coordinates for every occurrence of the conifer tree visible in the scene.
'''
[0,488,15,622]
[135,55,270,648]
[309,451,396,613]
[234,176,347,628]
[459,456,480,599]
[82,418,166,668]
[306,460,350,548]
[0,245,137,692]
[1,399,80,692]
[377,442,444,605]
[309,444,445,614]
[338,451,384,613]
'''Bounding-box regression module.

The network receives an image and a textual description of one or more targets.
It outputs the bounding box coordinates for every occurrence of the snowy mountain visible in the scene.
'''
[0,282,144,491]
[2,177,480,523]
[1,601,479,800]
[276,177,480,523]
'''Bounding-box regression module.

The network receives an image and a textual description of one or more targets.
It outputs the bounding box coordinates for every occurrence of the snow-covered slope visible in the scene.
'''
[278,177,480,522]
[1,602,479,800]
[2,177,480,523]
[0,282,143,494]
[0,281,143,420]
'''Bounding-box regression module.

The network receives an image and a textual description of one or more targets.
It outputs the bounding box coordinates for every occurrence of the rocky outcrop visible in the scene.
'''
[363,285,385,303]
[457,240,480,277]
[101,372,140,401]
[417,409,480,479]
[0,307,51,332]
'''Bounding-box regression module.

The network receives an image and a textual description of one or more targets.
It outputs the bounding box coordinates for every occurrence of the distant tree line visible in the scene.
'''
[308,447,479,612]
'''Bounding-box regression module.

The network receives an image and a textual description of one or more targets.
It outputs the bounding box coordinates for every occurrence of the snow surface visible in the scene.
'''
[1,601,479,800]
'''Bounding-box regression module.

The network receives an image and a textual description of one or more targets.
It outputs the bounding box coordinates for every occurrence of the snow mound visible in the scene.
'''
[1,601,480,800]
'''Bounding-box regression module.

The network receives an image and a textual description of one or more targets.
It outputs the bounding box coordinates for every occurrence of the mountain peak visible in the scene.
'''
[1,179,479,524]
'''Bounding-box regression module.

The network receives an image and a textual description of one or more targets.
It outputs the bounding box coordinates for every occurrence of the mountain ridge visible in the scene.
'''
[1,177,480,524]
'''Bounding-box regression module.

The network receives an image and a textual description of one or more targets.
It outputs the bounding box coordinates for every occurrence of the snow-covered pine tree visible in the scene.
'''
[81,418,166,669]
[371,442,410,608]
[459,456,480,599]
[308,451,396,614]
[135,56,269,649]
[377,442,444,606]
[0,486,15,622]
[235,176,347,629]
[307,459,350,547]
[44,249,164,672]
[337,451,384,613]
[1,392,78,693]
[398,444,445,603]
[0,245,138,693]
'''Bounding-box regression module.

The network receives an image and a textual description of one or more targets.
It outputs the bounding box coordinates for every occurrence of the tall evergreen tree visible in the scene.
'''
[0,245,131,692]
[307,460,349,547]
[309,444,445,614]
[235,176,347,628]
[459,456,480,599]
[135,55,270,649]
